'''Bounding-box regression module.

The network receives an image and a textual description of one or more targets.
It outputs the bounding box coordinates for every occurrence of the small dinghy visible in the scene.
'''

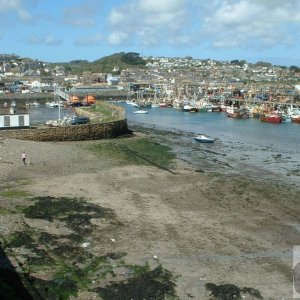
[193,134,215,143]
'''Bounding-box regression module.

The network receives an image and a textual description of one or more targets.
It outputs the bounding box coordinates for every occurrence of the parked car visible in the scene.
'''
[70,116,90,125]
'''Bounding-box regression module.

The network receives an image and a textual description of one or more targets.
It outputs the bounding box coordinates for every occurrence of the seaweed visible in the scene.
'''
[205,283,263,300]
[38,232,59,245]
[5,231,36,249]
[22,196,114,223]
[94,264,178,300]
[52,244,89,261]
[61,213,93,235]
[206,283,241,300]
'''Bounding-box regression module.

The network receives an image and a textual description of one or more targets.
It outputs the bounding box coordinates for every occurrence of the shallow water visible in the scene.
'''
[120,103,300,186]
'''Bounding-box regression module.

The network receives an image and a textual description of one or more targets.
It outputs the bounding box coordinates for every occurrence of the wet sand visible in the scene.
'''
[0,127,299,299]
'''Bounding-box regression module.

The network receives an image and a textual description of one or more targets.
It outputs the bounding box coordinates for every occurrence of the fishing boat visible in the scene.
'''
[193,134,215,143]
[291,115,300,123]
[260,113,282,123]
[227,107,249,119]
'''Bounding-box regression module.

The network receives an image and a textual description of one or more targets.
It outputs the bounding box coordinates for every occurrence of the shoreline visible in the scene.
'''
[0,127,299,299]
[128,122,300,188]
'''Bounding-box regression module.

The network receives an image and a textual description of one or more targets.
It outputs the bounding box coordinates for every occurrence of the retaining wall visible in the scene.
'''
[0,119,129,142]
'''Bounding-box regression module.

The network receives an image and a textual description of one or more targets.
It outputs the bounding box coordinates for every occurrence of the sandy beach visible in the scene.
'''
[0,128,299,299]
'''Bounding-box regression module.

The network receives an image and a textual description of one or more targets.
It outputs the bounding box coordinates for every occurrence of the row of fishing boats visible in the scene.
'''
[126,100,300,124]
[226,106,300,123]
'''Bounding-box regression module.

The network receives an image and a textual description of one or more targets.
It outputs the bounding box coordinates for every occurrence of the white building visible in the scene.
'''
[0,108,30,129]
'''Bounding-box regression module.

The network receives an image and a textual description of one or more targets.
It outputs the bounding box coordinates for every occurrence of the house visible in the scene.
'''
[106,73,120,85]
[82,72,106,84]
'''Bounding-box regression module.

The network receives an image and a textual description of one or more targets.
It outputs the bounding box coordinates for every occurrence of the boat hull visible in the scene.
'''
[292,116,300,123]
[227,113,249,119]
[260,115,282,123]
[193,136,214,143]
[133,110,148,114]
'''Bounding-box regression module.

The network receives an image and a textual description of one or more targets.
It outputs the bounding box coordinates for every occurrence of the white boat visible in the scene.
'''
[46,101,64,108]
[151,103,160,108]
[193,134,215,143]
[126,100,139,107]
[26,101,40,107]
[133,110,148,114]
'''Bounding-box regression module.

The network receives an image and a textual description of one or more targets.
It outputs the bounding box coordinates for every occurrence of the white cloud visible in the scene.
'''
[200,0,300,49]
[137,0,186,13]
[74,34,103,46]
[0,0,32,21]
[109,10,124,26]
[26,34,62,46]
[63,1,101,27]
[105,0,300,51]
[107,0,189,46]
[108,31,129,46]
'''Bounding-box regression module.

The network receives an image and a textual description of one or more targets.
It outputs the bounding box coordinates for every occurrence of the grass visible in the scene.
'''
[0,190,32,198]
[0,206,13,215]
[87,137,176,170]
[79,101,124,122]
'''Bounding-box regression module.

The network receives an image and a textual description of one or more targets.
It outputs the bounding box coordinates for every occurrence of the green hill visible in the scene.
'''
[58,52,146,75]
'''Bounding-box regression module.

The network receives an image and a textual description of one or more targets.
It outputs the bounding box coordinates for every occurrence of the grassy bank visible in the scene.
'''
[87,136,176,171]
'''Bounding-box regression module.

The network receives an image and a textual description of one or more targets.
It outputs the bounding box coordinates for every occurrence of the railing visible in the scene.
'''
[54,87,70,101]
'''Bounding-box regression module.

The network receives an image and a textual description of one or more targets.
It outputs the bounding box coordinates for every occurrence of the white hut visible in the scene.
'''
[0,105,30,129]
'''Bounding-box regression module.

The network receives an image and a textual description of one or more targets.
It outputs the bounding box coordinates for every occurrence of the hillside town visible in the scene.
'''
[1,53,300,103]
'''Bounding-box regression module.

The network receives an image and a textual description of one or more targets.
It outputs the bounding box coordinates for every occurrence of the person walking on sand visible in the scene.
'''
[22,151,26,165]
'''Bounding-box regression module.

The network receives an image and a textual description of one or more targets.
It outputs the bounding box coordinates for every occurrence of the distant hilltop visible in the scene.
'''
[1,52,300,76]
[0,52,146,76]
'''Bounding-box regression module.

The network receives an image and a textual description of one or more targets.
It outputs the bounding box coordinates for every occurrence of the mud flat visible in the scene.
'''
[0,126,299,299]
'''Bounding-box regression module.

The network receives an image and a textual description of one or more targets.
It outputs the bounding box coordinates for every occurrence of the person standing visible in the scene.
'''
[22,151,26,165]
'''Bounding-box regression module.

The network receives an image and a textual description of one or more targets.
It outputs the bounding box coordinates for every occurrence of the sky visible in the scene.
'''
[1,0,300,66]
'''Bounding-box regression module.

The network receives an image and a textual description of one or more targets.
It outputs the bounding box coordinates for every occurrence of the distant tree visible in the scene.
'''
[64,66,72,73]
[230,60,240,65]
[230,59,247,66]
[69,60,89,64]
[254,61,272,67]
[290,65,300,73]
[121,52,146,65]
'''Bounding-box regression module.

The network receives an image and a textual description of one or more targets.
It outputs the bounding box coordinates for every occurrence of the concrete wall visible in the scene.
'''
[0,119,129,141]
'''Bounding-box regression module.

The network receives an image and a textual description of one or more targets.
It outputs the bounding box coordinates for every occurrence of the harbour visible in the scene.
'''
[118,101,300,186]
[2,1,300,297]
[1,93,300,299]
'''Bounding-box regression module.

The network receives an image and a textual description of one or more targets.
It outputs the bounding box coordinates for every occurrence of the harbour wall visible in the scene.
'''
[0,119,129,142]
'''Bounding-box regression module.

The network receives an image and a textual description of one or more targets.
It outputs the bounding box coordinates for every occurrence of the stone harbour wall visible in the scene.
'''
[0,119,129,142]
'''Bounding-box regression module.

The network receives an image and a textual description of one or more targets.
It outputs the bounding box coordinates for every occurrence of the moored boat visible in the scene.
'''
[126,100,139,107]
[260,113,282,123]
[193,134,215,143]
[291,115,300,123]
[227,107,249,119]
[133,109,148,114]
